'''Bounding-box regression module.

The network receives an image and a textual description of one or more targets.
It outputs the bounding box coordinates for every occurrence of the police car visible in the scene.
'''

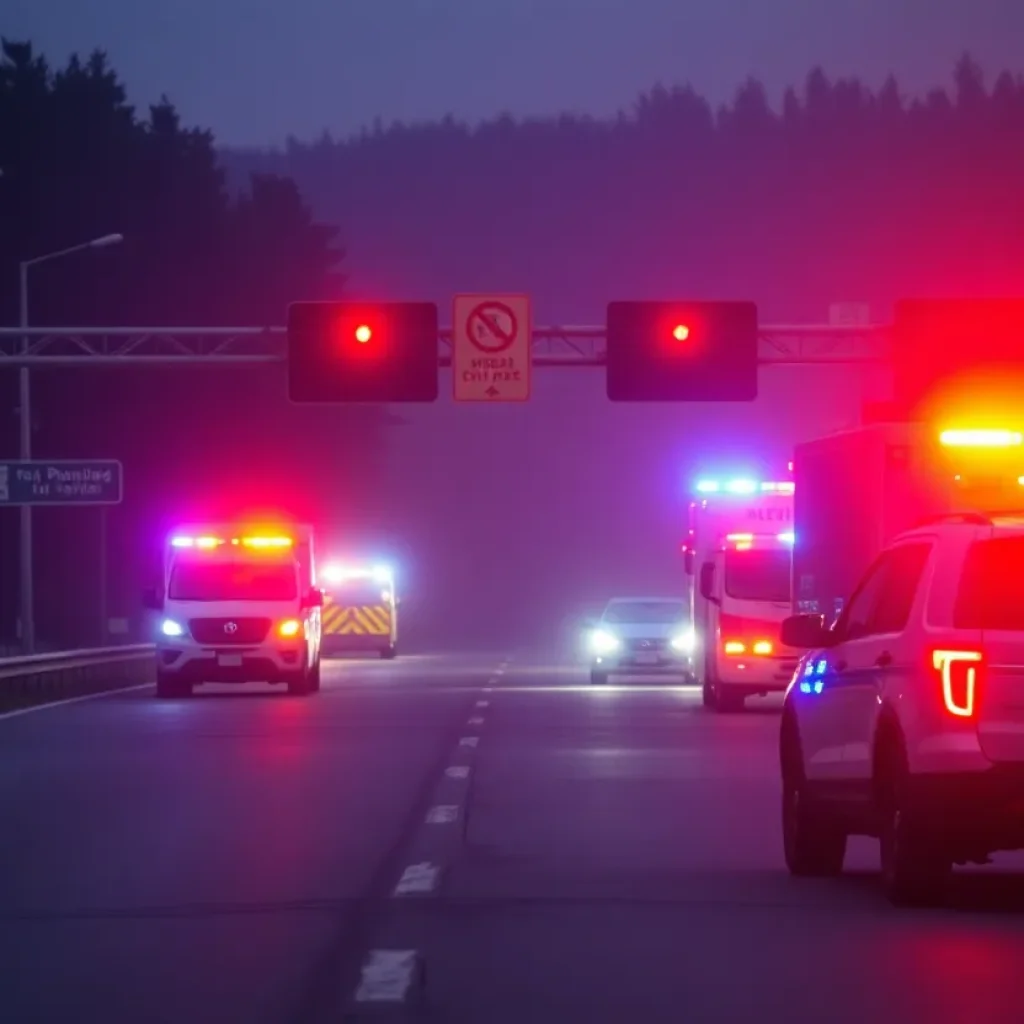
[779,511,1024,905]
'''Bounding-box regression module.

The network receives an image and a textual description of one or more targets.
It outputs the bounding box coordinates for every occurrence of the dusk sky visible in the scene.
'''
[8,0,1024,146]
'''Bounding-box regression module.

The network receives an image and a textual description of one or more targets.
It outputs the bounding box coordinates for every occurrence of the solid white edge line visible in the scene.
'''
[354,949,420,1003]
[393,862,440,896]
[0,682,152,722]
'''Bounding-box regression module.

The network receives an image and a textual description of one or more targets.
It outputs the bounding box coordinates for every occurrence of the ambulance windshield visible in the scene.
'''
[168,561,298,602]
[723,549,791,603]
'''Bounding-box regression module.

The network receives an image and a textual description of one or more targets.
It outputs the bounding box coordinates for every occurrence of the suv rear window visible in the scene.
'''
[953,536,1024,630]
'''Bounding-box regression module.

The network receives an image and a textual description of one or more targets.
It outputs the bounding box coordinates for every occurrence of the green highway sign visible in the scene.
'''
[0,460,123,506]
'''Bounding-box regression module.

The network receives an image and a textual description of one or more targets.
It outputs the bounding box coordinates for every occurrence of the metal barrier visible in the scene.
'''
[0,645,155,710]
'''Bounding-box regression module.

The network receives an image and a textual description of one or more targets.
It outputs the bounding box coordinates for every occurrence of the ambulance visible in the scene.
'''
[685,476,800,712]
[145,523,323,698]
[318,562,398,658]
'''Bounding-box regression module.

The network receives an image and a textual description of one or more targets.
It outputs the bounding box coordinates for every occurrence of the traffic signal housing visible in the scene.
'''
[605,301,759,402]
[893,298,1024,421]
[287,301,439,403]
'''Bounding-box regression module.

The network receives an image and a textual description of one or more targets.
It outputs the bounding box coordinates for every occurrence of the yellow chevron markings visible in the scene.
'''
[321,602,391,635]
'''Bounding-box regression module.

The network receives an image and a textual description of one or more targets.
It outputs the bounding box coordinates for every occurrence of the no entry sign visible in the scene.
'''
[452,294,532,402]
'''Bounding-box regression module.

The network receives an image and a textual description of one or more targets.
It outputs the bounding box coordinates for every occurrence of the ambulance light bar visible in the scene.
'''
[321,563,393,585]
[170,534,293,549]
[725,531,795,549]
[696,479,794,495]
[940,429,1022,448]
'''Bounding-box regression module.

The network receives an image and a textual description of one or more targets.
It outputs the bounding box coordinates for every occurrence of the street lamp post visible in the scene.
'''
[17,233,124,653]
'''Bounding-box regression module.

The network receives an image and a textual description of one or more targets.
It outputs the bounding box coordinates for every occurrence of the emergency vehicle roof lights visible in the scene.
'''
[170,534,292,550]
[940,429,1023,447]
[695,478,794,495]
[321,563,393,583]
[725,531,794,546]
[240,535,292,548]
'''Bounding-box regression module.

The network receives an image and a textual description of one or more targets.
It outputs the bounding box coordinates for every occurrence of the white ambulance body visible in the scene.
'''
[685,477,799,712]
[148,523,322,698]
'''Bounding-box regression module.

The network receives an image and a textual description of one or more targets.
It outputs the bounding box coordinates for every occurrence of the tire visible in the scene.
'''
[286,664,313,696]
[781,717,847,876]
[307,659,321,693]
[876,738,951,906]
[714,684,745,713]
[702,680,714,708]
[156,669,192,699]
[590,670,608,685]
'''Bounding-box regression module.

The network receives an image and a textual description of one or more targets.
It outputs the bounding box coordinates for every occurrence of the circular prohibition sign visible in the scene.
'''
[466,301,518,354]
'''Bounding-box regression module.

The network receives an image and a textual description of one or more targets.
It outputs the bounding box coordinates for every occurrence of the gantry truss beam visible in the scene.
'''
[0,325,890,366]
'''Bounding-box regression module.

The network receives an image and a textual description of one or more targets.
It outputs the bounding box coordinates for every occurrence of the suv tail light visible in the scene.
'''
[930,647,983,717]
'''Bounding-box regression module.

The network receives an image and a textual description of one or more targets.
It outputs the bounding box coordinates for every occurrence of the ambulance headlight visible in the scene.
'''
[161,618,185,638]
[670,628,695,653]
[590,629,620,655]
[372,564,392,584]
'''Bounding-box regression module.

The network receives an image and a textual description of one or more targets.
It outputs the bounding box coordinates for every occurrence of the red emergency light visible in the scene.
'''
[672,323,690,342]
[354,324,373,344]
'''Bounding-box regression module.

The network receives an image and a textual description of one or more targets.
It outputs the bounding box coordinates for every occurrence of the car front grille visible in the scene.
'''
[189,617,271,645]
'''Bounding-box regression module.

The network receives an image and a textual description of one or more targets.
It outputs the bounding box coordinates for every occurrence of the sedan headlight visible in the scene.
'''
[670,628,695,653]
[589,628,620,655]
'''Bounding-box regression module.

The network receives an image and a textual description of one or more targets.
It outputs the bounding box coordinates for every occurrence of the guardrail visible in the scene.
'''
[0,644,156,712]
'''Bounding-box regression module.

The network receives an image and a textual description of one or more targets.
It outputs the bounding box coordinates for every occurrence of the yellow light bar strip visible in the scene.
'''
[939,429,1023,448]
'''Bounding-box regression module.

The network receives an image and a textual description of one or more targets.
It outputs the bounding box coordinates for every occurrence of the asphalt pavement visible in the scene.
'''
[3,651,1024,1023]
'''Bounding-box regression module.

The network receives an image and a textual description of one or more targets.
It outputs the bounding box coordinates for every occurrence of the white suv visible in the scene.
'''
[778,511,1024,905]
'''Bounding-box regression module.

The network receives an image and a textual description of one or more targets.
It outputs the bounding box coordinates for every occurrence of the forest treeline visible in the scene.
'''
[222,54,1024,323]
[0,38,388,648]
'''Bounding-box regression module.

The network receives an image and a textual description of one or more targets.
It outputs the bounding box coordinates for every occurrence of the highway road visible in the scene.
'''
[3,652,1024,1023]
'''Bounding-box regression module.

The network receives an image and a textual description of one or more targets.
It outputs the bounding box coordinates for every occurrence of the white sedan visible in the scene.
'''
[585,597,695,684]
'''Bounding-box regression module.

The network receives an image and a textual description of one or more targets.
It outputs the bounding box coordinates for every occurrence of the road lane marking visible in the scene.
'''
[467,715,484,726]
[425,804,459,824]
[0,683,152,722]
[444,765,470,779]
[354,950,420,1003]
[475,699,489,708]
[393,862,440,896]
[458,736,479,747]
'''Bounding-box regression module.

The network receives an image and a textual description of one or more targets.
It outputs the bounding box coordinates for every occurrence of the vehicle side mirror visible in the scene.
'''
[683,550,694,575]
[780,613,833,649]
[142,586,163,611]
[699,563,718,604]
[303,587,324,609]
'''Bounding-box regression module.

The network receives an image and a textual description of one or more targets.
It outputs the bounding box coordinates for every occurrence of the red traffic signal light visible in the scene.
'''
[605,300,758,402]
[287,301,439,403]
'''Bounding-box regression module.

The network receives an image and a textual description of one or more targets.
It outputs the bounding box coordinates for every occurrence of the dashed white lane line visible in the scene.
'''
[458,735,479,747]
[425,804,459,824]
[467,715,484,726]
[354,949,421,1003]
[475,699,489,708]
[445,764,470,779]
[393,862,440,896]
